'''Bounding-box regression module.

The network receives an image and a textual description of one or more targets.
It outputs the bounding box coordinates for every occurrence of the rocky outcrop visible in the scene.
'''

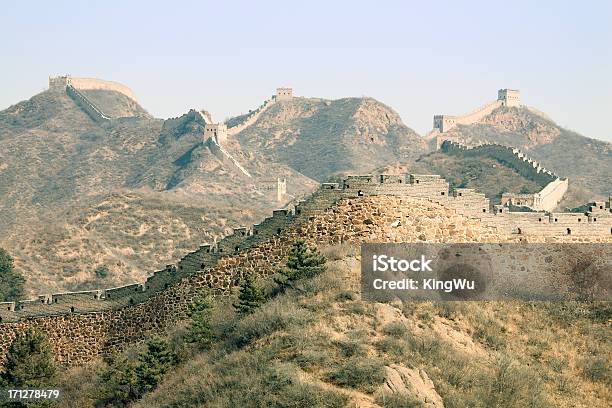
[380,365,444,408]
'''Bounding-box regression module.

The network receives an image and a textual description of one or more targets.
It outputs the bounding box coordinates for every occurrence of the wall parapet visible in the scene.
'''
[49,76,138,102]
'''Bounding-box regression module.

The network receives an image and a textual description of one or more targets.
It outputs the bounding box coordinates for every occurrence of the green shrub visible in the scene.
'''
[184,293,215,350]
[580,356,610,384]
[94,265,109,279]
[234,272,265,315]
[376,392,425,408]
[232,299,313,348]
[326,357,387,392]
[135,337,177,394]
[376,337,409,359]
[382,322,408,338]
[335,338,367,358]
[0,328,55,388]
[0,247,25,301]
[275,240,326,290]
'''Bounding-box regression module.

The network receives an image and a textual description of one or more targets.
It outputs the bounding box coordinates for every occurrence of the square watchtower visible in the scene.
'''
[204,123,228,145]
[276,87,293,101]
[498,89,521,107]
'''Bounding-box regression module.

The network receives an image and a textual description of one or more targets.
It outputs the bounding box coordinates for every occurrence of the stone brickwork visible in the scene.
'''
[0,174,609,367]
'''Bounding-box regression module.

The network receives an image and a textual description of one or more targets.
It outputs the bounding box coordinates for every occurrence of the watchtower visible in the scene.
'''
[49,75,71,90]
[498,89,521,107]
[277,178,287,202]
[433,115,456,133]
[204,123,228,145]
[276,87,293,101]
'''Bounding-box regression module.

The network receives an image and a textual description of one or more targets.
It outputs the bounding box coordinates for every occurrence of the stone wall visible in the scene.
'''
[440,140,568,211]
[68,77,138,102]
[48,76,137,101]
[434,100,503,132]
[66,85,111,124]
[226,98,275,136]
[205,137,252,178]
[432,89,520,133]
[0,174,609,367]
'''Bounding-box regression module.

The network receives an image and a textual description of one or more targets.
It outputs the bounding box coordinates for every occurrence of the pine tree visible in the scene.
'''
[233,272,265,315]
[135,337,176,394]
[100,353,139,406]
[0,329,55,388]
[275,240,326,290]
[184,294,214,349]
[0,248,25,302]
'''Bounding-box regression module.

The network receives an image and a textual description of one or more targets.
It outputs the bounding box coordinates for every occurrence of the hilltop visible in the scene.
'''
[232,96,427,181]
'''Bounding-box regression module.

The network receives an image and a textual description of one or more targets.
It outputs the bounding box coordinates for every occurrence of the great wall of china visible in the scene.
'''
[4,80,605,367]
[427,88,521,149]
[440,141,569,212]
[0,173,610,366]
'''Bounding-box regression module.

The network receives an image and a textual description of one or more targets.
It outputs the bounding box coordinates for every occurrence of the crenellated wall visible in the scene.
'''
[441,140,568,211]
[433,88,521,133]
[66,85,111,124]
[226,98,275,136]
[0,173,609,367]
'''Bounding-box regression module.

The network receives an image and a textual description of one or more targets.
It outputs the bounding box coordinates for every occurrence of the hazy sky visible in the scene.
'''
[1,0,611,141]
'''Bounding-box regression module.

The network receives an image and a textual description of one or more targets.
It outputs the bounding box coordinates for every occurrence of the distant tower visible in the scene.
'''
[498,89,521,107]
[48,75,71,90]
[276,87,293,101]
[277,178,287,202]
[204,123,228,145]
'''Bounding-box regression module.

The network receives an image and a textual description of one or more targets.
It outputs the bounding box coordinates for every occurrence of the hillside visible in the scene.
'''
[78,89,152,118]
[0,87,316,295]
[438,106,612,201]
[130,251,609,408]
[232,97,428,181]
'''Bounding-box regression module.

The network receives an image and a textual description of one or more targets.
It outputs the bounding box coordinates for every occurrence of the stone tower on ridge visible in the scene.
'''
[497,89,521,107]
[205,123,228,145]
[276,87,293,101]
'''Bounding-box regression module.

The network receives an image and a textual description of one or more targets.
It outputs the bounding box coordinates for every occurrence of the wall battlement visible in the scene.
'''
[49,75,138,102]
[433,88,521,134]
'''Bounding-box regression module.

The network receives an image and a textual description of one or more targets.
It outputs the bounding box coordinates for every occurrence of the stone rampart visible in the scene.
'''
[68,77,138,102]
[434,100,502,132]
[226,98,275,136]
[205,137,252,178]
[440,140,568,211]
[0,174,609,367]
[66,85,111,124]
